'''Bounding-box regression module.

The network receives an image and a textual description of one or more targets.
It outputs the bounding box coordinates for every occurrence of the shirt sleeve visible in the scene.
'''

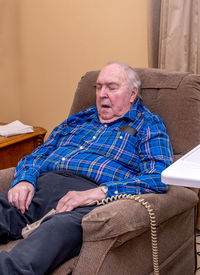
[103,119,174,197]
[10,121,67,189]
[10,106,96,189]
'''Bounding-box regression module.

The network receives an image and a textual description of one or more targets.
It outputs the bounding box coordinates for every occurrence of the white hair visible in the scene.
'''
[107,61,142,99]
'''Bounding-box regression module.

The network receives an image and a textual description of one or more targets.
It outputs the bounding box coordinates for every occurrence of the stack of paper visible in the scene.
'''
[0,120,34,137]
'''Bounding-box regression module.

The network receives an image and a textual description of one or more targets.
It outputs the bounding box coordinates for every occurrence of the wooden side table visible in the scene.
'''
[0,124,47,169]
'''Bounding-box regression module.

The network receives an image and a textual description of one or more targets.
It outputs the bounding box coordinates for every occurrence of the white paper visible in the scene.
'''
[0,120,34,137]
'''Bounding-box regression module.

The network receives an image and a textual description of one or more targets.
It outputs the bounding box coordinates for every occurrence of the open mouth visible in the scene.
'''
[101,104,110,108]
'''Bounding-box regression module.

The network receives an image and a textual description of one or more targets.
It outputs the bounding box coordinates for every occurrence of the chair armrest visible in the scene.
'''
[0,167,15,192]
[82,186,198,242]
[74,186,198,274]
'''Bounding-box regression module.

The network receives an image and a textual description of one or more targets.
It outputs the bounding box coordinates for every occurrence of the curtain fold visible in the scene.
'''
[147,0,161,68]
[148,0,200,74]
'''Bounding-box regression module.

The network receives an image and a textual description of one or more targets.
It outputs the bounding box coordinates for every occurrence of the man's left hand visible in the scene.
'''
[56,187,106,213]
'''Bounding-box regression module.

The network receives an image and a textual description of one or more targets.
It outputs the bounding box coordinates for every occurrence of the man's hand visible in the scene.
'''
[56,187,106,213]
[8,181,34,214]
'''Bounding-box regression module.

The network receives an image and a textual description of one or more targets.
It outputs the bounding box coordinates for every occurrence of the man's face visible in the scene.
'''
[96,64,137,123]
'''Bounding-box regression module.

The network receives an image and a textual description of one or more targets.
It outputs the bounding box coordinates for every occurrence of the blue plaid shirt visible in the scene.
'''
[11,99,173,197]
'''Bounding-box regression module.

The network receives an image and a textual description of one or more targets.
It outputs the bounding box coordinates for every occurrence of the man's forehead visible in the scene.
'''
[97,64,127,83]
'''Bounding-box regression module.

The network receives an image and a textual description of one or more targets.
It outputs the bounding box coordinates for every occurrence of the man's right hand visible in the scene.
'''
[8,181,34,214]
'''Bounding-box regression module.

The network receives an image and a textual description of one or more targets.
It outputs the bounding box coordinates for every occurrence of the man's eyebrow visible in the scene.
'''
[107,82,119,86]
[94,82,119,87]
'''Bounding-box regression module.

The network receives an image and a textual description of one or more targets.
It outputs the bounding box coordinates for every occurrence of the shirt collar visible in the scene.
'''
[67,98,141,127]
[123,98,141,121]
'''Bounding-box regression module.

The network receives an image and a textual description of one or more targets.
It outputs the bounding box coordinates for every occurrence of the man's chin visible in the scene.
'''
[99,113,115,123]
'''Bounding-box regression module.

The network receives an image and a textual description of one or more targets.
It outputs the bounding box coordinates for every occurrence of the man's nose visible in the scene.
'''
[99,86,108,97]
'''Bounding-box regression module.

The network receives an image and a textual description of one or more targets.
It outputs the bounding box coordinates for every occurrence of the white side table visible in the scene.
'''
[161,144,200,229]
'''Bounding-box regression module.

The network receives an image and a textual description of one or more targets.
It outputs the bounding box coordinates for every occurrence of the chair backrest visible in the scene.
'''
[69,68,200,160]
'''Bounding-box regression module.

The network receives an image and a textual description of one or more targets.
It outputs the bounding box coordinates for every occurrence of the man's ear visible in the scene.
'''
[130,88,138,104]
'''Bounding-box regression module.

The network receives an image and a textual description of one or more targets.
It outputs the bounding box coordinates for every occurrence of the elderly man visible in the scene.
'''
[0,62,173,274]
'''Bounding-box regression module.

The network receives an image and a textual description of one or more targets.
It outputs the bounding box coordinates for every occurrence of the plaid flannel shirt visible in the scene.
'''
[11,99,173,197]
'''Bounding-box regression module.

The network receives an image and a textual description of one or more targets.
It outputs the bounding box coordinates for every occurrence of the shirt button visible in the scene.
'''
[92,136,96,139]
[62,157,66,161]
[119,136,123,139]
[80,146,84,149]
[104,124,107,128]
[114,190,119,194]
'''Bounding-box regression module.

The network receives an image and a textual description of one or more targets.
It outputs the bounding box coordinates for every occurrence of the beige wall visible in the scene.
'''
[0,0,148,135]
[0,0,21,122]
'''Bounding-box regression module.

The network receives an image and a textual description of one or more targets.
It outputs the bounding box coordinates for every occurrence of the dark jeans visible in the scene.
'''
[0,171,99,275]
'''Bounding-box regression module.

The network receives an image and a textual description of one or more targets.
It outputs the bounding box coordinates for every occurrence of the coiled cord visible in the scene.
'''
[97,194,159,275]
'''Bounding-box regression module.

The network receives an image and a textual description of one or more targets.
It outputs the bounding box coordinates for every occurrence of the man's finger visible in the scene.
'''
[11,191,19,209]
[56,196,74,213]
[18,191,27,214]
[56,200,65,213]
[25,190,34,211]
[56,203,74,213]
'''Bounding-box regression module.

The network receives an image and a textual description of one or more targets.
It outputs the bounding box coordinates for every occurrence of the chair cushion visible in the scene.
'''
[0,167,15,191]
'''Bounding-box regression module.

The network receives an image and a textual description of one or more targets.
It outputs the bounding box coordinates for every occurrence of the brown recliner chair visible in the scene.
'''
[0,68,200,275]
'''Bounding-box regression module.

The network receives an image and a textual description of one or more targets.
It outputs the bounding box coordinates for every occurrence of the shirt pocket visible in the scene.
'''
[58,127,95,147]
[103,131,140,167]
[58,130,81,147]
